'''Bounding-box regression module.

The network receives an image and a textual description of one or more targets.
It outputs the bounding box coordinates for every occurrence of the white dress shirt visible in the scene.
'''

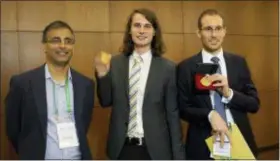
[128,50,152,137]
[202,49,235,124]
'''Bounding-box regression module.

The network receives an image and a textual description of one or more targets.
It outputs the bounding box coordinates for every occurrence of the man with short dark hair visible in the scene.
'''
[5,20,95,160]
[177,9,260,159]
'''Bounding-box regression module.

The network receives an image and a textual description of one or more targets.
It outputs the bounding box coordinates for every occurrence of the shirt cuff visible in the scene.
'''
[221,88,234,104]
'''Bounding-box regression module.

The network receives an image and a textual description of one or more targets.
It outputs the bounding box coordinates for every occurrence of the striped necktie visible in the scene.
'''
[127,55,142,137]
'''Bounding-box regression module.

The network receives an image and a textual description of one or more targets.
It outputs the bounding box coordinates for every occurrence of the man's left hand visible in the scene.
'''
[207,74,232,98]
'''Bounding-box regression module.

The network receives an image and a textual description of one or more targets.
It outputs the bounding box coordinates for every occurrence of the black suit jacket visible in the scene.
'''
[96,54,185,160]
[5,65,95,160]
[177,52,260,159]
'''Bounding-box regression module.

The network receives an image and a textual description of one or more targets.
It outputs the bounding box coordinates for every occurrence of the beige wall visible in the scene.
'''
[1,1,279,159]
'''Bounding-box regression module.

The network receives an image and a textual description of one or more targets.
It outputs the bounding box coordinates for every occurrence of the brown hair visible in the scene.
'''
[120,8,165,57]
[198,9,225,29]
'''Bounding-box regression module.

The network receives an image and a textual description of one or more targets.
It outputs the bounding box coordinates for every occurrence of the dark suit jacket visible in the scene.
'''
[177,52,260,159]
[5,65,95,160]
[96,54,185,160]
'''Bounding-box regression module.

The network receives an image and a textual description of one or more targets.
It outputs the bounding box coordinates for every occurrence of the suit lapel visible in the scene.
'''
[122,55,130,103]
[142,56,160,110]
[32,65,47,140]
[194,52,212,109]
[223,53,235,87]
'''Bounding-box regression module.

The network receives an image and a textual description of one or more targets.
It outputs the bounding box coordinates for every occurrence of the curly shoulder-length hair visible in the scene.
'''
[120,8,166,57]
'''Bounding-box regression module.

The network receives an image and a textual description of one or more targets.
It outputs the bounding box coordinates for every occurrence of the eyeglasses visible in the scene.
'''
[46,37,75,45]
[200,26,225,33]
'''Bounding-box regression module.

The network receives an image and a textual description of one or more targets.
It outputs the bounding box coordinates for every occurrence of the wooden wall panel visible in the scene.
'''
[64,2,110,32]
[223,35,258,58]
[219,1,278,36]
[246,37,279,91]
[162,34,184,63]
[183,1,279,36]
[110,33,124,55]
[183,34,202,58]
[1,32,20,115]
[224,36,279,91]
[183,1,221,34]
[1,1,17,31]
[17,2,65,31]
[87,107,111,159]
[71,33,111,79]
[110,1,183,33]
[258,149,279,160]
[264,1,279,36]
[249,90,279,147]
[18,32,45,72]
[0,32,19,159]
[70,33,110,106]
[0,116,6,159]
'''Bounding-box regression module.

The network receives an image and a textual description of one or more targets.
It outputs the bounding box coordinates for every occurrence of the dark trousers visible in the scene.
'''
[118,138,151,160]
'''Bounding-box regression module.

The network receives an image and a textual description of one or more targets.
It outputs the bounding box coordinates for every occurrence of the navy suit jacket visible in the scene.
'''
[5,65,95,160]
[177,52,260,159]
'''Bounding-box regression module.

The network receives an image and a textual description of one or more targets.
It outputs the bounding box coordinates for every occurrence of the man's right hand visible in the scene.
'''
[94,51,111,77]
[209,110,231,147]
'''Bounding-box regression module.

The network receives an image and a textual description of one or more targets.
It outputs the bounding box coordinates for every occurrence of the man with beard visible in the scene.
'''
[5,20,95,160]
[177,9,260,159]
[94,8,185,160]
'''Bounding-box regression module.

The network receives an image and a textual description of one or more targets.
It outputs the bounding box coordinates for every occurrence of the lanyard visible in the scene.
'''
[52,77,71,116]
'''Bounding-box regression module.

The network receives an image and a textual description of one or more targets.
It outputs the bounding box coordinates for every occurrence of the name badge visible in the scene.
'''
[213,136,231,157]
[56,122,79,149]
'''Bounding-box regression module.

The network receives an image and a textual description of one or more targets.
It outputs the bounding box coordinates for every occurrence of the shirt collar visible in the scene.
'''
[45,64,72,80]
[131,50,152,63]
[202,48,224,63]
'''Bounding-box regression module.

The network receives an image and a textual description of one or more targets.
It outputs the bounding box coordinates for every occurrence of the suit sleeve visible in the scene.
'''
[177,63,212,123]
[84,79,95,133]
[165,65,186,160]
[96,70,112,107]
[5,76,22,153]
[229,58,260,113]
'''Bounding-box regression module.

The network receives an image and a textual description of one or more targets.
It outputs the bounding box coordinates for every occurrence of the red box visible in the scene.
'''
[195,73,216,90]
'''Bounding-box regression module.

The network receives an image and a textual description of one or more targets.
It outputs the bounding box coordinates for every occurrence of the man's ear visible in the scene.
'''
[223,26,227,36]
[42,44,47,53]
[196,29,201,39]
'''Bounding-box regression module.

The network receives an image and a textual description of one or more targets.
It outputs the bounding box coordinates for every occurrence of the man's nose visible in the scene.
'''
[211,30,218,37]
[58,41,66,48]
[139,26,145,34]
